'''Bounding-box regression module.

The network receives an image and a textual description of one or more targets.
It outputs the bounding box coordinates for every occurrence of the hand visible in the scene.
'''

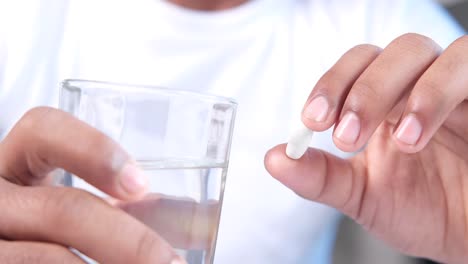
[0,107,186,264]
[265,34,468,263]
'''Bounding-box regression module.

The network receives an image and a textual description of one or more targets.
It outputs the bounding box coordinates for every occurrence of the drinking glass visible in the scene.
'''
[57,79,237,264]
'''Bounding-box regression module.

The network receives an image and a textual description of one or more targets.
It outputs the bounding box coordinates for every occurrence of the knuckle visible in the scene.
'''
[453,35,468,49]
[415,78,445,100]
[446,35,468,65]
[348,79,384,109]
[317,68,346,92]
[12,107,59,146]
[40,187,95,228]
[18,107,56,132]
[136,230,158,258]
[135,230,173,263]
[393,33,440,57]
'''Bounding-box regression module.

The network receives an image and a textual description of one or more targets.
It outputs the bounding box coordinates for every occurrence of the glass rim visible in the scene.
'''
[62,79,238,105]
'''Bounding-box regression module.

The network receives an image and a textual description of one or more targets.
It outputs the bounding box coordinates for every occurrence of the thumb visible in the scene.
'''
[264,144,366,219]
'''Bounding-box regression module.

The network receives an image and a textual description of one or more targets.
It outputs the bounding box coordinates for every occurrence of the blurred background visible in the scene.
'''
[441,0,468,28]
[332,1,468,263]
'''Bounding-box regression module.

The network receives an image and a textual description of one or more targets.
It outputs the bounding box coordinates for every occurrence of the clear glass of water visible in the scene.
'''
[57,79,237,264]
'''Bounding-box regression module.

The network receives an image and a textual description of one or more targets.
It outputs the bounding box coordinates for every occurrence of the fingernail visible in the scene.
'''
[334,112,360,144]
[304,96,329,122]
[171,256,188,264]
[395,114,422,145]
[119,163,148,195]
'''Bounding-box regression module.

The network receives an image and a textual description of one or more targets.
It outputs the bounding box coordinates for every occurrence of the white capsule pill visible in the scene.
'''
[286,123,314,159]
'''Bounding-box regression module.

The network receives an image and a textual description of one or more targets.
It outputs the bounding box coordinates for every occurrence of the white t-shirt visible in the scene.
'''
[0,0,464,263]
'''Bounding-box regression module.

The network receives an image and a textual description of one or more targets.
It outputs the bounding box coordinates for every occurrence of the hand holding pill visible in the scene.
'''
[266,34,468,263]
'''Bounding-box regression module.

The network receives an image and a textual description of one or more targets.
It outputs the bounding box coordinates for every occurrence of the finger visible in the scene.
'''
[118,194,219,250]
[0,240,85,264]
[0,107,148,200]
[302,44,382,131]
[333,33,441,152]
[445,101,468,139]
[264,144,366,219]
[0,179,185,264]
[393,35,468,153]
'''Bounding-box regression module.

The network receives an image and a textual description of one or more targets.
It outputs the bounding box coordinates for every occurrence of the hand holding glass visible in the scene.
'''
[57,80,237,264]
